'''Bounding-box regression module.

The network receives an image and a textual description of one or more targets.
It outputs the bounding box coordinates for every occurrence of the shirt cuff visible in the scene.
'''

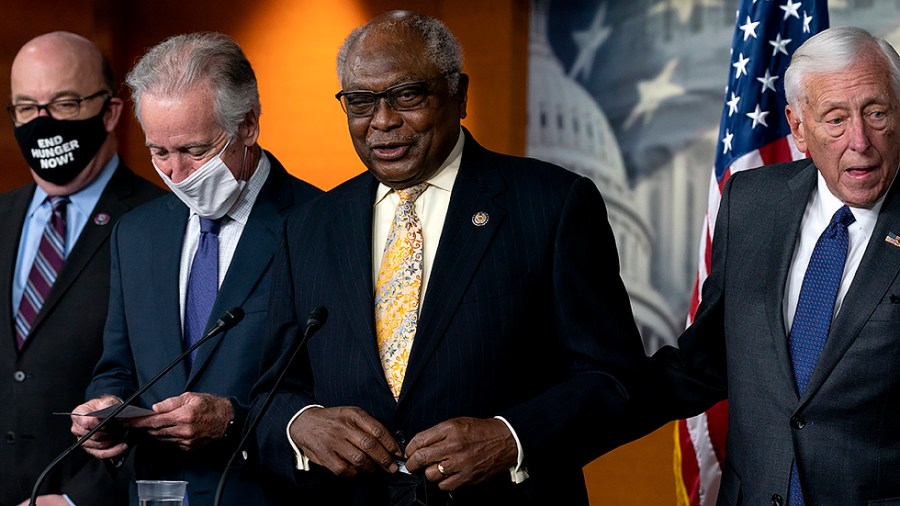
[287,404,324,471]
[64,494,76,506]
[494,416,529,483]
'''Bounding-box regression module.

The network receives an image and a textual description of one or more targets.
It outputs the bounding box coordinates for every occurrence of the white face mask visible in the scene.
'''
[153,140,247,220]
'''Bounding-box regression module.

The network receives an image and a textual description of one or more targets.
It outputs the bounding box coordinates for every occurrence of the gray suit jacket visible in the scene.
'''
[646,159,900,505]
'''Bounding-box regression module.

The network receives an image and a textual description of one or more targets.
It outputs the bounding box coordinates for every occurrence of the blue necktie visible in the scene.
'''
[787,205,855,506]
[184,217,221,369]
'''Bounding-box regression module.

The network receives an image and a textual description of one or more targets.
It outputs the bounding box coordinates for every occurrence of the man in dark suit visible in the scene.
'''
[641,27,900,505]
[252,11,646,505]
[69,33,320,506]
[0,32,163,506]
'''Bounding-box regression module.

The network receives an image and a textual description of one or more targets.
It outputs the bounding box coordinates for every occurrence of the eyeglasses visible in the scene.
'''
[335,77,445,118]
[7,90,110,124]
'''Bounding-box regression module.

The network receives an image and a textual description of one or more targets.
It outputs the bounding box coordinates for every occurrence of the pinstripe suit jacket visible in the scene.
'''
[646,160,900,505]
[252,133,646,505]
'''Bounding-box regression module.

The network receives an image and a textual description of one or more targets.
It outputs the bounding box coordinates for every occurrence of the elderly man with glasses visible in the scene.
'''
[252,10,647,505]
[0,31,163,506]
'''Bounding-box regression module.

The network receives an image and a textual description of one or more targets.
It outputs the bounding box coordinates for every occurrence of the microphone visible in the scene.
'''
[30,307,245,506]
[213,306,328,506]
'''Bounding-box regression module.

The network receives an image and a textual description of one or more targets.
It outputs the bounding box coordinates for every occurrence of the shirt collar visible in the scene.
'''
[374,128,465,206]
[27,153,119,219]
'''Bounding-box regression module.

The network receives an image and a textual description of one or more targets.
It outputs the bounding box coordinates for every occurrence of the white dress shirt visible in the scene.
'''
[784,171,886,331]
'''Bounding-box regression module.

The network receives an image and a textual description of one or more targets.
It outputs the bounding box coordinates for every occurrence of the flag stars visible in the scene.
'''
[722,129,734,154]
[733,52,751,78]
[757,69,779,94]
[781,0,801,20]
[726,92,741,116]
[770,32,792,56]
[803,11,813,33]
[746,104,770,129]
[739,16,760,41]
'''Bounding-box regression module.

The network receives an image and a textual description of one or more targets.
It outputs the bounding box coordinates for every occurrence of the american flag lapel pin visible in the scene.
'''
[885,232,900,248]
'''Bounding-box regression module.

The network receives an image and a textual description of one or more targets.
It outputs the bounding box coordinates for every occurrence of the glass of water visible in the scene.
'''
[136,480,187,506]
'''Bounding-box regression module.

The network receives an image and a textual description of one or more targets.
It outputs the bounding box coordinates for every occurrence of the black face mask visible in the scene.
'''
[13,108,109,186]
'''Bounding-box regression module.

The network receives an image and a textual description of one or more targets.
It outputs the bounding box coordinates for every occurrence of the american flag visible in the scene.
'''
[676,1,828,504]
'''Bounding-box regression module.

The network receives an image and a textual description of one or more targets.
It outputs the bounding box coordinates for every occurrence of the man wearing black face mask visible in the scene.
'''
[0,32,163,506]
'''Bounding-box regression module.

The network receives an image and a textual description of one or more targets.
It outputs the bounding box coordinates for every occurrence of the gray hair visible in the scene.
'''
[336,11,464,94]
[126,32,260,136]
[785,26,900,119]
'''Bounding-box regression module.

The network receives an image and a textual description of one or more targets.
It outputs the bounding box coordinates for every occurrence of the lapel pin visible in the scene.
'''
[472,211,489,227]
[93,212,110,226]
[885,232,900,248]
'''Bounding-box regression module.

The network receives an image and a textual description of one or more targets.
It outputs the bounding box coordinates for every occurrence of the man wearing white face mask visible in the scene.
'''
[69,32,321,506]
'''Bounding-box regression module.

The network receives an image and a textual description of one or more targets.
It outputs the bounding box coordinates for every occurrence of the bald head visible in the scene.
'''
[12,31,113,102]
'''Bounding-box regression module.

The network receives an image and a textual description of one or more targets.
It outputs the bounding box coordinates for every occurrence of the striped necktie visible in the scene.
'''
[787,204,855,505]
[15,196,69,350]
[376,183,428,399]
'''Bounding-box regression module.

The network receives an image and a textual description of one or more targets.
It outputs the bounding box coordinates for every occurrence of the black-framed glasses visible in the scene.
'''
[335,77,446,118]
[7,89,110,124]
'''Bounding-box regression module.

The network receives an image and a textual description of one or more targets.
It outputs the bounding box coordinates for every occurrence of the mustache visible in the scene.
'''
[366,134,418,148]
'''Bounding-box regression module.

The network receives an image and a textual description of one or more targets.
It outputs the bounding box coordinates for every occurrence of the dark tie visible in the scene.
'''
[14,196,69,351]
[184,217,221,368]
[787,205,855,506]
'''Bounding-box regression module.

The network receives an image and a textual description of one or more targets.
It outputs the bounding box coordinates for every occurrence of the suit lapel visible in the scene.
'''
[187,157,295,386]
[25,165,138,352]
[152,195,192,389]
[333,176,383,391]
[801,182,900,403]
[765,163,817,392]
[0,186,34,354]
[187,157,293,387]
[399,137,506,401]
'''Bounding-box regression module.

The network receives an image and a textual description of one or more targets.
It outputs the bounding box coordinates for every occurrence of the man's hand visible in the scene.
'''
[405,417,517,491]
[289,406,401,477]
[70,395,128,459]
[16,494,70,506]
[124,392,232,452]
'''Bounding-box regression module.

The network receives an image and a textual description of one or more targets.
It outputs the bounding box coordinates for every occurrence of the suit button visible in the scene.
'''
[394,430,407,450]
[13,371,25,382]
[5,431,15,444]
[790,416,805,430]
[772,493,783,506]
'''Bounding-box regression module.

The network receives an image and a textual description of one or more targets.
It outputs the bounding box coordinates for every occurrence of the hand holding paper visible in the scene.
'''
[69,395,130,459]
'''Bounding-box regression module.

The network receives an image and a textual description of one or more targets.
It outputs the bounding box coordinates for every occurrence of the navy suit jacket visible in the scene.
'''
[646,160,900,505]
[0,163,163,506]
[253,133,646,505]
[87,152,321,506]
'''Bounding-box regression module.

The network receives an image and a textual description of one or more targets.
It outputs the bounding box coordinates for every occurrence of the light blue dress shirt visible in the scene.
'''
[11,155,120,315]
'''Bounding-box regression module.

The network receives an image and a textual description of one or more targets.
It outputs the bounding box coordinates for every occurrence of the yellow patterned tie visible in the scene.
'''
[376,183,428,399]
